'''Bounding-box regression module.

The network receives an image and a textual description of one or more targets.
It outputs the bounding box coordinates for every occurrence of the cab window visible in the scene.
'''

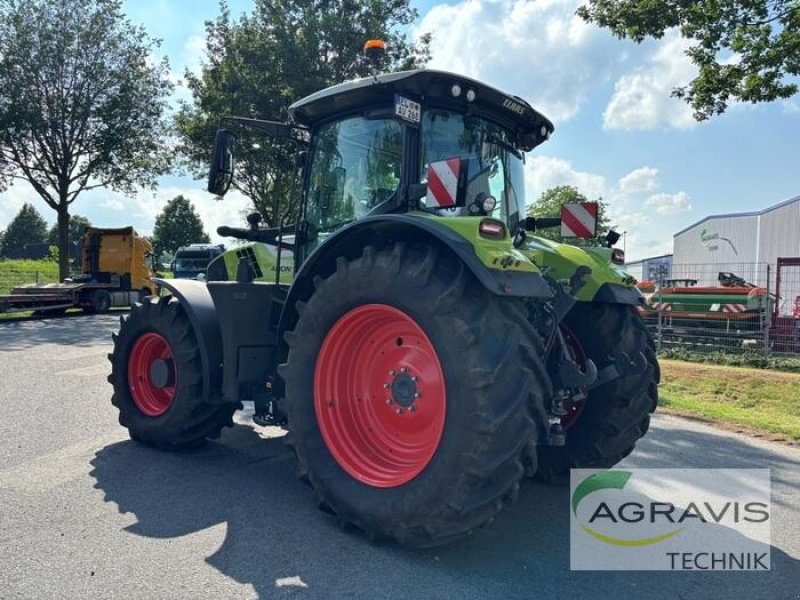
[305,116,402,251]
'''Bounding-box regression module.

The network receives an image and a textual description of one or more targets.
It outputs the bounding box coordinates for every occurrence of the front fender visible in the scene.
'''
[519,237,642,304]
[153,278,223,401]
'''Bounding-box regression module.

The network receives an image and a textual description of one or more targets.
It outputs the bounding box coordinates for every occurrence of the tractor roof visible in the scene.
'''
[288,69,554,150]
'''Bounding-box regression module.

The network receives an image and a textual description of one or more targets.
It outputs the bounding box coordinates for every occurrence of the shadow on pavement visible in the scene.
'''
[90,420,800,599]
[0,312,123,351]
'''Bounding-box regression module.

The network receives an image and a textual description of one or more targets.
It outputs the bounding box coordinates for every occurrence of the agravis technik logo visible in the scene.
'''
[570,469,771,571]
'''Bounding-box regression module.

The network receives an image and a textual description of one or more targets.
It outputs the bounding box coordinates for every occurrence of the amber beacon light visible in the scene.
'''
[364,39,386,62]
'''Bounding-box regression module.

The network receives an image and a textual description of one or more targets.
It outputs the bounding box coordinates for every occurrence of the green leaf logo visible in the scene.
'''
[572,470,632,516]
[572,470,683,546]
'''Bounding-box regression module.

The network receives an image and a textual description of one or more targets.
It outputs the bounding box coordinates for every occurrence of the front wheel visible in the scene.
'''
[280,243,551,546]
[108,296,237,449]
[536,303,659,482]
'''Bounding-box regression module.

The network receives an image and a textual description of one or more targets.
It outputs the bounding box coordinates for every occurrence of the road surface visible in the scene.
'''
[1,314,798,599]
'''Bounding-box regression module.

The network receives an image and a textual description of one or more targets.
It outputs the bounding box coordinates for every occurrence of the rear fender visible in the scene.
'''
[278,214,552,347]
[152,278,223,402]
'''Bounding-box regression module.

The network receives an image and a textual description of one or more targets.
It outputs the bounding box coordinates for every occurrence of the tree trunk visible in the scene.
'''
[57,203,70,281]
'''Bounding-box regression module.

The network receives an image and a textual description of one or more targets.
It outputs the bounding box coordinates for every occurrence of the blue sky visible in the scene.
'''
[1,0,797,260]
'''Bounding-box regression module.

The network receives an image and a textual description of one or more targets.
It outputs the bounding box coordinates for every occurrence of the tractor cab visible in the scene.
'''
[207,68,554,269]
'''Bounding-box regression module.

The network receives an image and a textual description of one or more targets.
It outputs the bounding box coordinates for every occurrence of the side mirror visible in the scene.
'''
[207,129,236,196]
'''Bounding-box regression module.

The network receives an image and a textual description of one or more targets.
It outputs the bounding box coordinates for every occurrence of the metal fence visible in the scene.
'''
[0,269,61,296]
[638,261,800,356]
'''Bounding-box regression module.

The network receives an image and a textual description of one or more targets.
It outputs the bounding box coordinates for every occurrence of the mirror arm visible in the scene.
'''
[216,224,296,249]
[220,116,310,143]
[522,216,561,231]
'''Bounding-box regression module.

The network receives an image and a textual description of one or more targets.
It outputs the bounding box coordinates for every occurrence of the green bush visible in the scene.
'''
[659,347,800,373]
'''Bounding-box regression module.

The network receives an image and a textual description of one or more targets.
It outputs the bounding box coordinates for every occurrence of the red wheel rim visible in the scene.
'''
[128,332,177,417]
[558,324,588,431]
[314,304,447,488]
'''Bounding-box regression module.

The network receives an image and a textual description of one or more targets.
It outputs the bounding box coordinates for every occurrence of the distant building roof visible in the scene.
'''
[674,195,800,238]
[625,253,673,266]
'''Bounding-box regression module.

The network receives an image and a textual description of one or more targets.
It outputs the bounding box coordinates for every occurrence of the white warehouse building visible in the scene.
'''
[672,195,800,288]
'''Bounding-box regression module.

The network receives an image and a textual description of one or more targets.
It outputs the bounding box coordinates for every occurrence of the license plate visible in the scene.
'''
[394,95,421,123]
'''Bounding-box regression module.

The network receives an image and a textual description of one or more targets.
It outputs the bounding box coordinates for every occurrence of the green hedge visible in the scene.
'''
[658,347,800,373]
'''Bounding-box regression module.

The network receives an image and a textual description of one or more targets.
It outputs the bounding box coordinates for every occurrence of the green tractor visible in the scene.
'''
[108,51,658,546]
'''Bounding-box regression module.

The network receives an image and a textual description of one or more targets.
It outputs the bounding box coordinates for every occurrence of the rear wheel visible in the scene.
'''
[280,243,551,546]
[85,289,111,314]
[536,303,659,482]
[108,295,237,449]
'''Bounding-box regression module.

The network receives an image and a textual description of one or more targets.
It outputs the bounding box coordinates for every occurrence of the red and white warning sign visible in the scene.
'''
[561,202,598,238]
[426,158,461,209]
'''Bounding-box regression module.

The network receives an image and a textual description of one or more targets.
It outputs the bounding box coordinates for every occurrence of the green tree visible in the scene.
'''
[176,0,430,226]
[0,0,174,280]
[151,195,211,257]
[0,203,48,257]
[578,0,800,119]
[526,185,613,246]
[47,214,92,246]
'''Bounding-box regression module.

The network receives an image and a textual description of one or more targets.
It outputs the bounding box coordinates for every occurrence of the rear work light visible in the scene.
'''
[479,219,506,239]
[611,248,625,265]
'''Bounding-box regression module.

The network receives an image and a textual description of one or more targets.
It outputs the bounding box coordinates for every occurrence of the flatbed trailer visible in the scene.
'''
[0,280,142,315]
[0,226,156,316]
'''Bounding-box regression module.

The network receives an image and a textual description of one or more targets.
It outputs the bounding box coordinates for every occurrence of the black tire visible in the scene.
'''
[85,289,111,314]
[536,303,659,483]
[280,243,551,547]
[108,295,237,450]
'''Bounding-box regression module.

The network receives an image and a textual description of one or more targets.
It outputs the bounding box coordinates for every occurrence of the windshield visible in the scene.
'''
[420,110,526,225]
[174,258,210,272]
[304,116,402,252]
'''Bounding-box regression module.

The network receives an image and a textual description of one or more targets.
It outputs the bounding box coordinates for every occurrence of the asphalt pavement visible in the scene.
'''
[1,313,799,599]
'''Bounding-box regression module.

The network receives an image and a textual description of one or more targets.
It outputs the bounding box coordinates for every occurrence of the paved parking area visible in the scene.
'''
[1,314,799,599]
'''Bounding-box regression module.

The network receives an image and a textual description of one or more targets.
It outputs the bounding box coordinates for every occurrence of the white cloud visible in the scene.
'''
[645,191,692,215]
[0,178,250,245]
[527,155,609,200]
[417,2,700,131]
[525,156,689,258]
[0,184,54,229]
[618,167,658,193]
[416,0,624,122]
[783,96,800,114]
[144,185,252,244]
[182,34,206,76]
[93,183,252,242]
[100,197,126,211]
[160,33,206,107]
[603,32,697,130]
